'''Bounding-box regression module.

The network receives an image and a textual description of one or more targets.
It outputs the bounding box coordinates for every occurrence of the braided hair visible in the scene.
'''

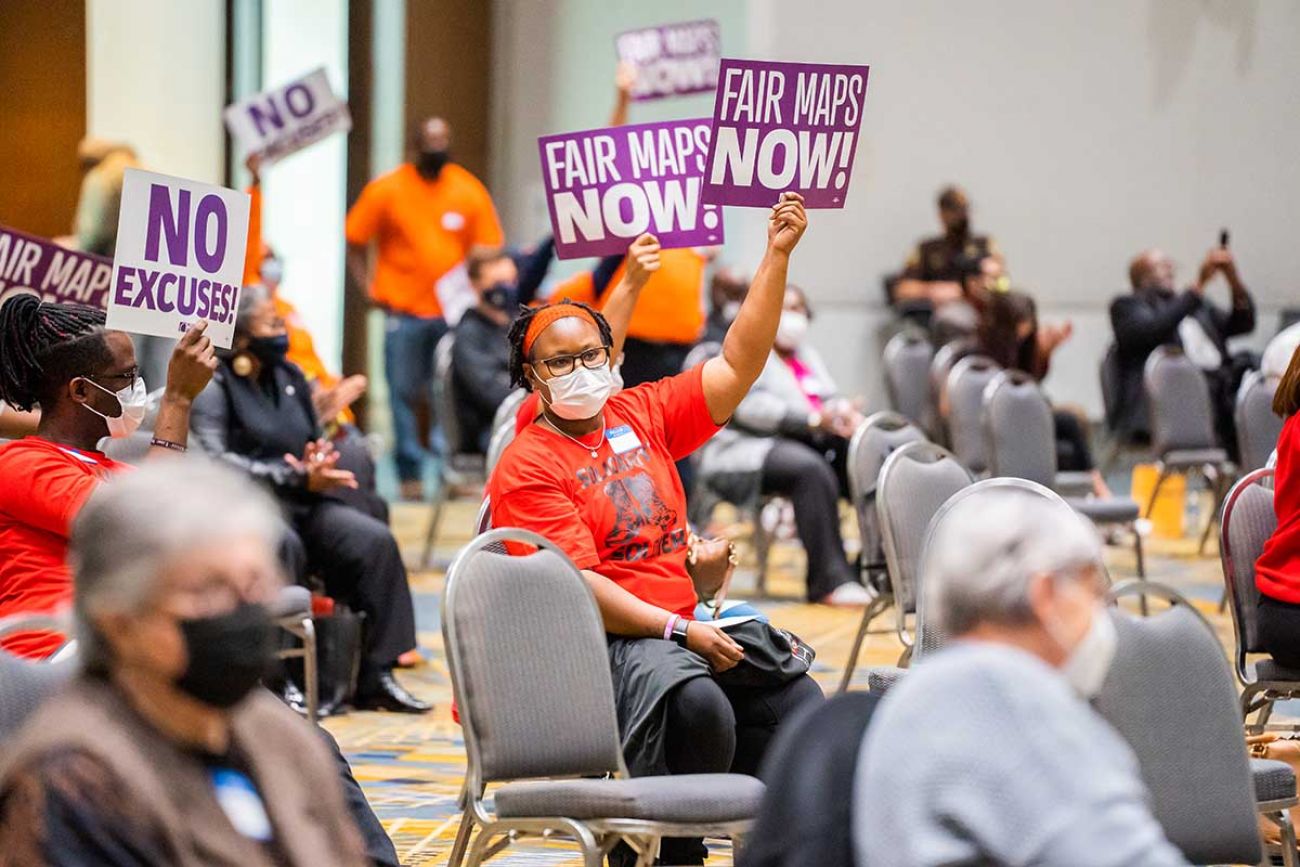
[506,300,613,392]
[0,294,111,412]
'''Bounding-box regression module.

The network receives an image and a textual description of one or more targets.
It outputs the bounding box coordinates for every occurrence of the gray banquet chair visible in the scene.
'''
[1237,370,1283,474]
[442,528,762,867]
[423,333,489,567]
[491,388,528,441]
[927,337,976,441]
[875,441,973,667]
[881,329,935,429]
[982,371,1148,588]
[1219,467,1300,734]
[1143,346,1236,554]
[485,421,515,477]
[270,584,319,723]
[838,412,927,692]
[1094,602,1297,866]
[0,614,76,742]
[943,354,1001,475]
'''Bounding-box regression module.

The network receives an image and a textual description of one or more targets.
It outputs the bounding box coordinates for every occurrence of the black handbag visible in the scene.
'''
[711,618,816,689]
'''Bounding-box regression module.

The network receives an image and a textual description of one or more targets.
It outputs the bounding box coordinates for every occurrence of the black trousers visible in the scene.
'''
[611,674,824,867]
[1258,595,1300,670]
[1053,409,1096,473]
[284,498,417,678]
[760,438,858,601]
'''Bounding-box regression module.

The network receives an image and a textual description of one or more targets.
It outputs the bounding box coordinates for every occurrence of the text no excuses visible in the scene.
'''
[703,59,870,209]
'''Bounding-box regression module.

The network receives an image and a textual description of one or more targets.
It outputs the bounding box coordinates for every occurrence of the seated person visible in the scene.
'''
[697,285,870,606]
[893,185,1003,308]
[1110,246,1256,450]
[703,266,749,345]
[189,286,427,714]
[1253,346,1300,665]
[930,254,1009,345]
[976,291,1111,497]
[0,295,214,658]
[856,490,1189,866]
[0,462,372,866]
[488,194,823,867]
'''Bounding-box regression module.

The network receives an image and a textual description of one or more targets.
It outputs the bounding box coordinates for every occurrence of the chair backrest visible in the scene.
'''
[1235,370,1283,473]
[945,355,1002,474]
[442,529,625,786]
[683,340,723,372]
[1094,606,1262,864]
[491,388,528,440]
[1143,346,1219,455]
[434,333,471,457]
[848,411,927,570]
[913,478,1076,660]
[1219,468,1276,671]
[486,422,515,476]
[474,497,493,535]
[0,652,75,742]
[929,338,976,397]
[882,330,934,426]
[877,442,973,618]
[982,370,1057,487]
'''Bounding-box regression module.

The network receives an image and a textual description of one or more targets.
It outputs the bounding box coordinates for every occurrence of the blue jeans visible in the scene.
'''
[383,313,447,483]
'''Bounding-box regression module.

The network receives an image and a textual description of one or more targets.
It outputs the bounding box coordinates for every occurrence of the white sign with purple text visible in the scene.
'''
[223,67,352,164]
[108,169,250,349]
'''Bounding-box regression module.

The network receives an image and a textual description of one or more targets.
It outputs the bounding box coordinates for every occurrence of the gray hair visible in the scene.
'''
[69,458,282,673]
[235,282,271,335]
[923,488,1104,637]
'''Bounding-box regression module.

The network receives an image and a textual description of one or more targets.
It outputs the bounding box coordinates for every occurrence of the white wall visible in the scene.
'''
[492,0,1300,414]
[86,0,226,183]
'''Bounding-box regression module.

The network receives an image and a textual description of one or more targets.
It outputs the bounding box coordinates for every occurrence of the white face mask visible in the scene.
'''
[610,363,624,395]
[1056,603,1118,699]
[775,311,809,351]
[81,376,148,438]
[541,364,615,420]
[259,258,284,287]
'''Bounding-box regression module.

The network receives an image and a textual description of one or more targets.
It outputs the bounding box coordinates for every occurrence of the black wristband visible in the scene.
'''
[671,618,691,648]
[149,437,186,453]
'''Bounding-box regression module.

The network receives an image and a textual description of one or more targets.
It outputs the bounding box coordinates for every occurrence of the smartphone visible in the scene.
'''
[1220,228,1230,249]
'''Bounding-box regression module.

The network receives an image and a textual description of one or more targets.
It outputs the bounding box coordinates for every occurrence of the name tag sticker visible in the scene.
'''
[606,424,642,454]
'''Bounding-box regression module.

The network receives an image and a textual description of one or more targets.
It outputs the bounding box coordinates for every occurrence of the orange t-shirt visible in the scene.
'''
[488,366,719,618]
[0,438,125,658]
[345,162,504,318]
[545,249,706,345]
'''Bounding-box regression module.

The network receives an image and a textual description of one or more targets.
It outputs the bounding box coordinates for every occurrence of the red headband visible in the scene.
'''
[523,304,599,357]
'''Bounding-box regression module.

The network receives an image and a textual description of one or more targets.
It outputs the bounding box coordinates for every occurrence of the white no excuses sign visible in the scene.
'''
[224,67,352,164]
[107,169,250,349]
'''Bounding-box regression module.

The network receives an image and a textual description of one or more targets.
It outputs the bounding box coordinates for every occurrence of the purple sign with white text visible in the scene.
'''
[538,118,724,260]
[0,225,112,310]
[703,58,870,209]
[615,19,721,101]
[107,168,250,349]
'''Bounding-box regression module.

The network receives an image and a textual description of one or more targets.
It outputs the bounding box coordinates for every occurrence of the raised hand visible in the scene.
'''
[768,192,808,255]
[625,233,662,288]
[313,374,368,421]
[286,438,358,492]
[166,320,218,401]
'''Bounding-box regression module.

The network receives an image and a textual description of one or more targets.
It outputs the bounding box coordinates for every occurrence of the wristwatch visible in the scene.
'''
[671,618,691,648]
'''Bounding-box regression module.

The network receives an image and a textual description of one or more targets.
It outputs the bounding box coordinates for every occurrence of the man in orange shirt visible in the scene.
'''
[345,117,504,499]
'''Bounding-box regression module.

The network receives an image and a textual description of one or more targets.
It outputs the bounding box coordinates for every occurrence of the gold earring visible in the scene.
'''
[232,354,253,377]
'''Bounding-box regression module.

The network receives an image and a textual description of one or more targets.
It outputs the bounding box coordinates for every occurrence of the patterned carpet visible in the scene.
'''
[326,491,1242,866]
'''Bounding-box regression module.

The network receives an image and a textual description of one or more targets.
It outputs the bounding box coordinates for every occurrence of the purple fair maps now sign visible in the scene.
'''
[0,225,112,310]
[703,58,870,209]
[107,168,250,350]
[615,19,721,101]
[539,118,724,260]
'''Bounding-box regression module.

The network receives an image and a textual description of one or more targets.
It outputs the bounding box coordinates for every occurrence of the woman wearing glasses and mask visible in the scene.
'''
[488,193,823,867]
[189,285,427,714]
[0,294,215,659]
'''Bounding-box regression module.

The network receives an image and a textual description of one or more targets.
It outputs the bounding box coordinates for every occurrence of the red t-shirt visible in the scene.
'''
[489,366,719,618]
[0,438,125,658]
[1258,413,1300,602]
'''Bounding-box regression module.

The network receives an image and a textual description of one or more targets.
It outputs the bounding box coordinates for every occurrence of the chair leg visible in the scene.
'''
[1200,466,1231,556]
[448,811,476,867]
[1144,467,1169,519]
[1130,529,1149,616]
[839,597,887,693]
[633,836,659,867]
[421,474,450,569]
[1275,809,1299,867]
[752,507,770,597]
[301,616,318,725]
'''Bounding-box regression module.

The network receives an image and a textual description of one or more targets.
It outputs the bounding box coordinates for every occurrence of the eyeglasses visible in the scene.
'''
[533,346,611,377]
[88,368,141,387]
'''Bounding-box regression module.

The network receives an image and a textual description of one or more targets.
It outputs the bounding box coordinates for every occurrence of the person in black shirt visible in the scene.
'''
[190,285,428,714]
[452,249,521,453]
[1109,246,1256,448]
[894,185,1003,307]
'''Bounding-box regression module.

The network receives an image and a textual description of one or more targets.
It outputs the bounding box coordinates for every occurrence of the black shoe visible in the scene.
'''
[354,669,432,714]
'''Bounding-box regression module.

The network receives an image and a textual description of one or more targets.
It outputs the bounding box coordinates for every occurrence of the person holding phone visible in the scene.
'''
[1109,240,1257,453]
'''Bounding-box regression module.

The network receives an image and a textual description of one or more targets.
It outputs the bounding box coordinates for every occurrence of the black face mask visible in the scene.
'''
[416,149,450,179]
[248,333,290,364]
[174,602,275,709]
[484,282,519,311]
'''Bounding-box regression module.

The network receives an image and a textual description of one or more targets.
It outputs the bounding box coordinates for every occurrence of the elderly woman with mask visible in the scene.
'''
[855,489,1189,866]
[695,284,870,606]
[0,462,371,866]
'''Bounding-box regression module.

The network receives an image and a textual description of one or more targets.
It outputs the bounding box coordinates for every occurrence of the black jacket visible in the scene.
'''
[451,308,513,453]
[1107,287,1254,437]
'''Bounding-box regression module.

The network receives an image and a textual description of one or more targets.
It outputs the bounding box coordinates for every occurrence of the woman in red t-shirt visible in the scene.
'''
[0,295,215,657]
[1255,345,1300,666]
[488,193,821,867]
